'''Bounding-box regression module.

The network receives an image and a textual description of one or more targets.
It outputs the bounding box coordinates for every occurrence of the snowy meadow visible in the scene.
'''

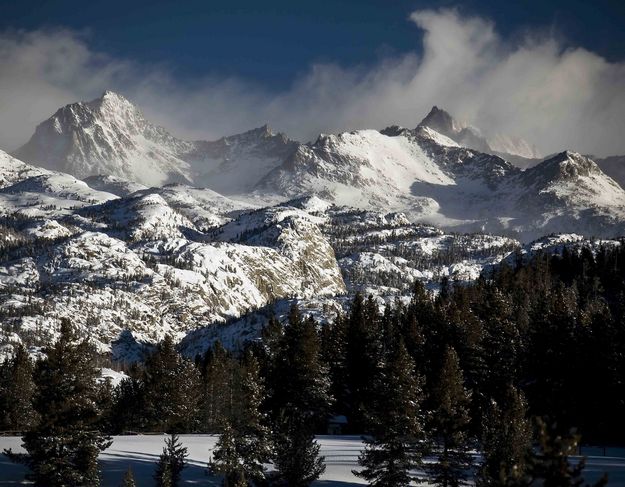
[1,435,624,486]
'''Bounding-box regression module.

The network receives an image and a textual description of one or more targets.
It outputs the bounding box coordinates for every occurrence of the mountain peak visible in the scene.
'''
[552,150,587,164]
[13,89,192,186]
[101,89,122,99]
[532,150,601,182]
[92,90,138,114]
[417,106,492,153]
[99,90,131,104]
[248,124,272,137]
[418,106,460,135]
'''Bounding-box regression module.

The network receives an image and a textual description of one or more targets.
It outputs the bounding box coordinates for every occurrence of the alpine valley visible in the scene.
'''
[2,91,624,360]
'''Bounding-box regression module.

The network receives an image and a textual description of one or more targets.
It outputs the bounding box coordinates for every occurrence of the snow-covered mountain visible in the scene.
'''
[418,106,491,153]
[5,93,625,359]
[418,105,541,160]
[504,151,625,238]
[257,124,625,239]
[14,91,299,191]
[14,91,195,187]
[257,127,457,212]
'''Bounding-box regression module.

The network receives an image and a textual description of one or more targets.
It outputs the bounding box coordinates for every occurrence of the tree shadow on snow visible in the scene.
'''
[0,453,29,486]
[99,454,221,486]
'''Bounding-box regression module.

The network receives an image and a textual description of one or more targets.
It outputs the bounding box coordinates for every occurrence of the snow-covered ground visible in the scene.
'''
[0,435,623,486]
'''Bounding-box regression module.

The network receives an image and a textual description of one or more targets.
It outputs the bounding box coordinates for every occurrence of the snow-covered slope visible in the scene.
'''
[83,174,148,197]
[596,155,625,190]
[131,184,257,232]
[504,151,625,238]
[0,149,118,220]
[180,201,521,356]
[0,149,49,188]
[181,125,299,193]
[257,128,455,213]
[499,233,621,268]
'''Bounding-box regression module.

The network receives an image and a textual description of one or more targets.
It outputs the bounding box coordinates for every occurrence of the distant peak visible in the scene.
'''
[250,124,273,136]
[225,124,273,140]
[418,105,458,135]
[424,105,451,118]
[429,105,445,115]
[535,150,600,180]
[551,150,584,162]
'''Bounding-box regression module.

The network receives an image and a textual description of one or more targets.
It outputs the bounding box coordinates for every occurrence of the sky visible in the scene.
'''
[0,0,624,156]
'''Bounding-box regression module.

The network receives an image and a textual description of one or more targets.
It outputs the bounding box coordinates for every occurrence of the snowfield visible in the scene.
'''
[0,435,623,486]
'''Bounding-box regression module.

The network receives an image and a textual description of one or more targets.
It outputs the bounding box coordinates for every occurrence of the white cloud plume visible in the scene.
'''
[0,9,624,157]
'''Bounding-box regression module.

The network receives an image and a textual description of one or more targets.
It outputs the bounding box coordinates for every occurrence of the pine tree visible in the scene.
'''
[476,385,532,487]
[211,352,271,486]
[528,418,608,487]
[270,306,330,486]
[143,335,202,432]
[234,352,272,482]
[343,294,384,432]
[273,413,326,487]
[110,373,145,433]
[320,312,350,420]
[202,341,238,432]
[354,340,428,487]
[121,466,137,487]
[154,433,188,487]
[160,464,173,487]
[428,346,473,487]
[270,308,332,428]
[4,319,112,486]
[211,422,247,487]
[0,344,37,431]
[96,376,116,433]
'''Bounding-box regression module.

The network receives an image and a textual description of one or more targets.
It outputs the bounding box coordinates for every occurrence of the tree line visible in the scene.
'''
[2,243,624,485]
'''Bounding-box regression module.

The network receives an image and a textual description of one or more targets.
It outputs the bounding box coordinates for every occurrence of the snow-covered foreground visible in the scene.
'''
[1,435,624,486]
[0,435,365,486]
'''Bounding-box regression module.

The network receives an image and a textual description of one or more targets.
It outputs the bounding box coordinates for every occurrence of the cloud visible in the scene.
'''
[0,9,624,157]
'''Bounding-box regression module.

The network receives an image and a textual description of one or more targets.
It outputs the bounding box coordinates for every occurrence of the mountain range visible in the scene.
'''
[12,91,625,240]
[1,90,624,359]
